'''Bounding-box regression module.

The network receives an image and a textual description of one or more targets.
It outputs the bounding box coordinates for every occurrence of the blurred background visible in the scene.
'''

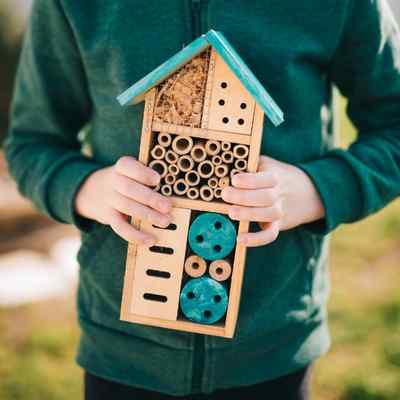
[0,1,399,399]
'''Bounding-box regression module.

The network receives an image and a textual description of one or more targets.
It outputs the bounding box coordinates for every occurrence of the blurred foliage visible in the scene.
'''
[0,9,22,144]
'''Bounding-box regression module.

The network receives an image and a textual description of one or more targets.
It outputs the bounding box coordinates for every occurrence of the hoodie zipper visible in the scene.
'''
[189,1,206,393]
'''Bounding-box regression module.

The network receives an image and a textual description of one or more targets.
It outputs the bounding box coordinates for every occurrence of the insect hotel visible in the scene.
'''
[118,30,284,338]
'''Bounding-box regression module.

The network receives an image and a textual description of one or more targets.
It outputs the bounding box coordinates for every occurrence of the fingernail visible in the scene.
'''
[221,187,230,199]
[144,238,155,247]
[229,207,239,219]
[159,200,171,213]
[160,216,171,227]
[237,235,247,245]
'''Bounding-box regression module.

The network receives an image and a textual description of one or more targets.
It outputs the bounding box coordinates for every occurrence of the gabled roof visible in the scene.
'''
[117,30,284,127]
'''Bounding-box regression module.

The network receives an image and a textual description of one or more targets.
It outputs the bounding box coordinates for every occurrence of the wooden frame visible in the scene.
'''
[119,32,278,338]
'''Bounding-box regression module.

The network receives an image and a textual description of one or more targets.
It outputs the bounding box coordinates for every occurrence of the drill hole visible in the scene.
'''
[214,221,222,230]
[196,235,204,243]
[238,118,245,125]
[214,245,222,253]
[240,102,247,109]
[221,82,228,89]
[218,99,225,106]
[214,295,222,303]
[216,267,223,275]
[192,262,199,270]
[222,117,229,124]
[187,291,195,299]
[204,310,212,319]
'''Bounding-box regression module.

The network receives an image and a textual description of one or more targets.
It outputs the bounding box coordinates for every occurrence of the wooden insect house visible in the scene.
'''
[118,30,284,338]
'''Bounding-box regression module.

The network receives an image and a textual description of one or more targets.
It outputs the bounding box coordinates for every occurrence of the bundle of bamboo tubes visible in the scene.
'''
[149,133,250,202]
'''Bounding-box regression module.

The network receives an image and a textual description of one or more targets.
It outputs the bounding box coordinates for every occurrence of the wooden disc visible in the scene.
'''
[209,259,232,282]
[184,255,207,278]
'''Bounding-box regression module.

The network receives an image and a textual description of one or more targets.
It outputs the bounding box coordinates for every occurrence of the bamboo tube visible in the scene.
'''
[149,159,168,178]
[214,187,222,199]
[235,158,247,171]
[211,155,222,166]
[233,144,249,159]
[219,176,230,188]
[161,184,172,197]
[221,151,234,164]
[168,164,179,176]
[209,259,232,282]
[230,169,241,180]
[199,185,214,202]
[185,171,200,187]
[187,187,200,200]
[197,160,214,179]
[184,255,207,278]
[205,140,221,156]
[221,141,231,151]
[165,173,176,185]
[177,155,194,172]
[215,164,229,178]
[158,132,172,147]
[165,150,178,164]
[151,145,166,160]
[173,179,189,196]
[190,144,207,163]
[208,177,219,189]
[172,135,194,155]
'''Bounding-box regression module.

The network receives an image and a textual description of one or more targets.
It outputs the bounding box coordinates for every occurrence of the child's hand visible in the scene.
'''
[75,156,172,246]
[221,155,325,247]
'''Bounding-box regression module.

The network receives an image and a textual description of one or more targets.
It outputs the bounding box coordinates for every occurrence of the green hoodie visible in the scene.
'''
[4,0,400,395]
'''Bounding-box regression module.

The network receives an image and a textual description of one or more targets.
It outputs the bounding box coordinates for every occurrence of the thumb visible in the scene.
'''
[257,155,280,172]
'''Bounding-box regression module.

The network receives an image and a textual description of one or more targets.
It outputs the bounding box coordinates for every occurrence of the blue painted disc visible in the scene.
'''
[188,213,236,261]
[180,277,228,324]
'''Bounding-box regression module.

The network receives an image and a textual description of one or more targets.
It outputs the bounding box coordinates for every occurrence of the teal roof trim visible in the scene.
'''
[117,30,284,127]
[117,35,209,106]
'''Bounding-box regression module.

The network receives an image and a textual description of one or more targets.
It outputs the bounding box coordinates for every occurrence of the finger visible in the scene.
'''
[111,191,171,228]
[237,221,280,247]
[228,204,283,222]
[221,186,279,207]
[115,156,160,187]
[231,171,278,189]
[114,173,171,214]
[109,210,155,246]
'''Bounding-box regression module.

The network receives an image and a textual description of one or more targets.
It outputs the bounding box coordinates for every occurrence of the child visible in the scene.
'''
[5,1,400,399]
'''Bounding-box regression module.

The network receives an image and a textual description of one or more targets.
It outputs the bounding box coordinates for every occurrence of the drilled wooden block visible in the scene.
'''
[131,208,191,320]
[204,50,256,135]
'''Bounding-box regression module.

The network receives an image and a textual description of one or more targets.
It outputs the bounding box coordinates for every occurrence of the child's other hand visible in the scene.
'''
[221,155,325,247]
[75,156,172,246]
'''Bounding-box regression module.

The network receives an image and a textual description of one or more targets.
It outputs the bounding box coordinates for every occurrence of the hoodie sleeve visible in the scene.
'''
[296,0,400,234]
[4,0,104,231]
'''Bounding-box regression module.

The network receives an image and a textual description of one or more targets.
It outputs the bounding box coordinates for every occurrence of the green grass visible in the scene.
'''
[0,97,399,399]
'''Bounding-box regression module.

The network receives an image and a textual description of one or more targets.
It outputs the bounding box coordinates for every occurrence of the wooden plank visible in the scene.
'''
[121,313,227,337]
[224,220,249,338]
[201,47,216,130]
[130,207,191,321]
[170,196,230,214]
[121,90,157,322]
[152,121,251,145]
[224,103,264,337]
[247,103,264,172]
[206,49,256,135]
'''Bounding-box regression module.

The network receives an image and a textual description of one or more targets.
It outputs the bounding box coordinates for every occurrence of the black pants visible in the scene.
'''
[85,366,312,400]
